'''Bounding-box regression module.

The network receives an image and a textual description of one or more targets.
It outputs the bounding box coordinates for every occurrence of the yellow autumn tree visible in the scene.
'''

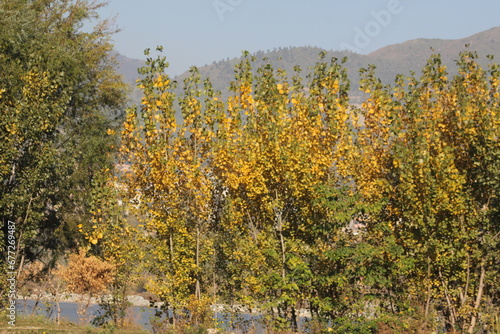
[117,48,499,333]
[120,49,215,327]
[211,53,354,330]
[351,52,500,332]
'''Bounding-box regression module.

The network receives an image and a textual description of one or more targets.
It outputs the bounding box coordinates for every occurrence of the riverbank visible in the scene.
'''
[16,295,312,318]
[16,293,157,307]
[0,313,151,333]
[14,299,161,332]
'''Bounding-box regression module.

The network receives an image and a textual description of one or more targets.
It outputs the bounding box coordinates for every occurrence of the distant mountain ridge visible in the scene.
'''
[116,26,500,102]
[115,53,144,85]
[369,26,500,61]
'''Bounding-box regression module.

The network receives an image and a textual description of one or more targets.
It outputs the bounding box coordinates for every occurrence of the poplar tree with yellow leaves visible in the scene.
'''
[352,52,500,332]
[119,47,499,333]
[120,48,216,327]
[208,52,361,331]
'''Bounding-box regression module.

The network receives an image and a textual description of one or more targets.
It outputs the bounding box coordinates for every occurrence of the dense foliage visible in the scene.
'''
[0,0,126,309]
[1,3,498,331]
[115,48,499,333]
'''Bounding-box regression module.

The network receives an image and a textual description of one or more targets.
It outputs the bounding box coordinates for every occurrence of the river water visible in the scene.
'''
[15,299,162,331]
[16,299,309,333]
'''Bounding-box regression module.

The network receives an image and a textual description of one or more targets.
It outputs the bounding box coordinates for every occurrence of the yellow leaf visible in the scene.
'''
[277,83,285,94]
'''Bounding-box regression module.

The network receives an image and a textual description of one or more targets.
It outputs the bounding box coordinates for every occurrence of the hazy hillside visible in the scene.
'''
[115,54,145,106]
[370,26,500,62]
[367,26,500,85]
[116,26,500,103]
[171,47,372,102]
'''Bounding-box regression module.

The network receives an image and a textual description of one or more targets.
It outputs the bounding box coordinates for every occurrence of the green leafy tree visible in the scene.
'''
[77,168,143,329]
[0,0,126,306]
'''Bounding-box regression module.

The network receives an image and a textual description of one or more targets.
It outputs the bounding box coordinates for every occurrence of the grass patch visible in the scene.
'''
[0,314,151,334]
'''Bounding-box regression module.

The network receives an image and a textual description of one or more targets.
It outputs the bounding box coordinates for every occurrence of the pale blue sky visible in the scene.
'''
[96,0,500,76]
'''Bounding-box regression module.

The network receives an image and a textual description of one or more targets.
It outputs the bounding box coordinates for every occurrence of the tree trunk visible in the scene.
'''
[195,226,201,300]
[15,196,32,281]
[291,305,298,332]
[460,252,471,309]
[212,248,217,301]
[246,210,259,242]
[169,229,174,262]
[169,228,176,328]
[279,227,286,281]
[439,269,457,330]
[424,258,432,317]
[16,252,25,282]
[56,297,61,326]
[468,264,486,333]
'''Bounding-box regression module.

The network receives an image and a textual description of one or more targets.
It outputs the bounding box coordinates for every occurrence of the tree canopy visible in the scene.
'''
[1,3,498,332]
[117,48,499,333]
[0,0,127,306]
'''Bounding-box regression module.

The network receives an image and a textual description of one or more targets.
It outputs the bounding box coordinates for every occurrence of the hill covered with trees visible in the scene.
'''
[116,27,500,106]
[167,26,500,103]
